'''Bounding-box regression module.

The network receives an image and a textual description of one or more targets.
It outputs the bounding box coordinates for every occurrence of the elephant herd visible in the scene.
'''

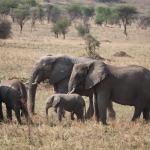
[1,54,150,125]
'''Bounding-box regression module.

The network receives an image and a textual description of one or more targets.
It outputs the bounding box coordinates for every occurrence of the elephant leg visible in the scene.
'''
[71,112,75,120]
[14,107,22,125]
[143,107,149,121]
[93,92,99,122]
[131,107,142,121]
[85,95,94,119]
[6,107,12,121]
[57,107,63,122]
[62,109,65,118]
[107,101,116,120]
[0,102,4,121]
[96,87,110,125]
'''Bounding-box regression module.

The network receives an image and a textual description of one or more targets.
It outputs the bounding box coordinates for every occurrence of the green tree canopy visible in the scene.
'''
[0,0,18,16]
[12,4,30,32]
[51,5,62,23]
[96,6,112,26]
[114,5,138,35]
[51,18,71,39]
[65,3,82,21]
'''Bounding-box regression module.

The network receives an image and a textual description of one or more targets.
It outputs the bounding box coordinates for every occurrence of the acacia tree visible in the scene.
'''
[45,4,53,23]
[51,18,71,39]
[0,0,18,17]
[12,5,30,33]
[37,4,45,24]
[30,7,38,31]
[50,5,61,24]
[96,6,112,26]
[114,5,138,36]
[65,3,82,21]
[81,6,95,32]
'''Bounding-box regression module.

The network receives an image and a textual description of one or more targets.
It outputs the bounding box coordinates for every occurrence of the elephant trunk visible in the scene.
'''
[29,69,38,114]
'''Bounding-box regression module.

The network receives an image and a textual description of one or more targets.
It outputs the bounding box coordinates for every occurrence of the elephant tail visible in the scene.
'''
[84,104,86,121]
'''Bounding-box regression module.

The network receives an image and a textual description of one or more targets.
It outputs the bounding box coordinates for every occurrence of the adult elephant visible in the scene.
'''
[29,54,116,119]
[68,60,150,125]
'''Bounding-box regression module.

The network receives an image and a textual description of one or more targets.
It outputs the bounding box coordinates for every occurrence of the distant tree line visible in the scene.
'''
[0,0,150,40]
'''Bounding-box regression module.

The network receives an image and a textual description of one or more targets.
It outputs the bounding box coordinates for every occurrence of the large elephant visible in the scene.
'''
[0,79,32,125]
[68,60,150,125]
[29,54,116,119]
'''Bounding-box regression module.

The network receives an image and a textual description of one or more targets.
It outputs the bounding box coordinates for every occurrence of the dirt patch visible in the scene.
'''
[112,51,132,57]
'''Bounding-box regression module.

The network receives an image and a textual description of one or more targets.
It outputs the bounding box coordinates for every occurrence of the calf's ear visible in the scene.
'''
[52,95,61,107]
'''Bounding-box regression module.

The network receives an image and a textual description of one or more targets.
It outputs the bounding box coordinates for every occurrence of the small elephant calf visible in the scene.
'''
[45,94,86,122]
[0,79,32,125]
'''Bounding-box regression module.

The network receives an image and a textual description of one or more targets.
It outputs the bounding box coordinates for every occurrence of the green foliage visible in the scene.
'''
[36,4,45,22]
[43,0,50,2]
[51,18,71,39]
[65,3,83,20]
[76,24,89,37]
[12,4,30,32]
[107,9,119,25]
[96,6,112,25]
[45,4,53,23]
[83,33,100,57]
[51,5,62,23]
[0,0,18,16]
[95,14,104,26]
[114,5,138,35]
[20,0,37,6]
[0,19,12,39]
[81,6,95,18]
[12,5,30,18]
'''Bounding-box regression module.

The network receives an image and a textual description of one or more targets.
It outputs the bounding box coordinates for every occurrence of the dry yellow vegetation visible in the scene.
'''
[0,10,150,149]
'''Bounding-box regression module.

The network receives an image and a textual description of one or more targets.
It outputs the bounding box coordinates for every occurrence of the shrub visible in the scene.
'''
[0,19,12,39]
[83,33,100,57]
[76,24,89,37]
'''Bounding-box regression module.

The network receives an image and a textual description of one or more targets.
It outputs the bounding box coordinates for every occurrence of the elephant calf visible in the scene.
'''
[45,94,86,122]
[0,79,32,125]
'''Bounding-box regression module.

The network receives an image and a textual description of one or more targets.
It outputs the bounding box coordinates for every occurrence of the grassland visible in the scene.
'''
[0,2,150,149]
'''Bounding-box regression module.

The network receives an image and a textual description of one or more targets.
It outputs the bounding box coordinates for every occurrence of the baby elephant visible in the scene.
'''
[45,94,86,122]
[0,79,32,125]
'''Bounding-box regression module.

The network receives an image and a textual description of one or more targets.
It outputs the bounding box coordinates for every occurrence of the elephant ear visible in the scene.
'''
[85,61,108,89]
[49,55,74,84]
[52,95,61,107]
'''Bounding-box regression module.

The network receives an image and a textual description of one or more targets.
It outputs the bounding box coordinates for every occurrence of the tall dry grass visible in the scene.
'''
[0,9,150,149]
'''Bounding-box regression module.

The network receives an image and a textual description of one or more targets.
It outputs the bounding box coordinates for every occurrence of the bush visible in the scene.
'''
[0,19,12,39]
[76,24,89,37]
[83,33,100,57]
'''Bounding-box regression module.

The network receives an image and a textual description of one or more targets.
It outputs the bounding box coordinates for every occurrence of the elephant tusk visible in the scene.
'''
[68,88,76,94]
[32,82,38,85]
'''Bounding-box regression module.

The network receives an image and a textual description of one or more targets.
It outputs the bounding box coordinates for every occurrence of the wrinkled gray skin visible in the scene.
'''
[68,60,150,125]
[46,94,85,122]
[0,79,32,125]
[29,54,116,119]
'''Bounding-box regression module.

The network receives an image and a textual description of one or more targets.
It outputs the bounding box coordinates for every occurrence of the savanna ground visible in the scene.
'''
[0,1,150,149]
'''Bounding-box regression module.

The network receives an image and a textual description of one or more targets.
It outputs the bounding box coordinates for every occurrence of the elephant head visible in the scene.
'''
[29,55,74,114]
[45,95,60,120]
[68,61,108,93]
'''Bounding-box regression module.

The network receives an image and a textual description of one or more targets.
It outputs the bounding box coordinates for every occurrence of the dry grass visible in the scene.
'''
[0,2,150,149]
